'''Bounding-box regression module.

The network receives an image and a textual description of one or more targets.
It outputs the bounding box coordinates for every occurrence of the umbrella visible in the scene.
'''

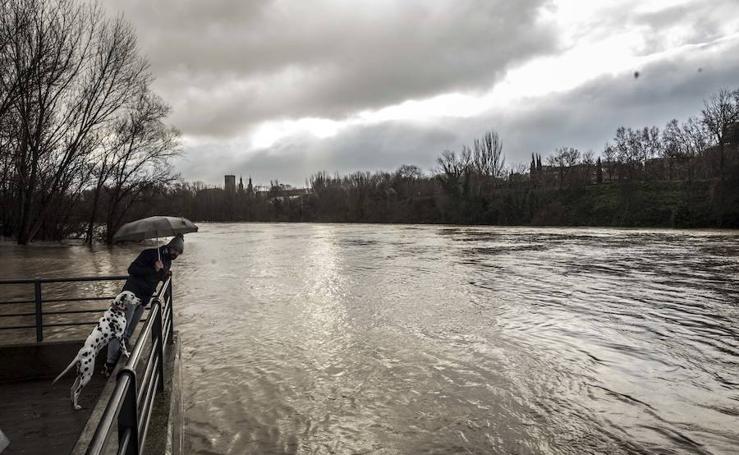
[113,216,198,260]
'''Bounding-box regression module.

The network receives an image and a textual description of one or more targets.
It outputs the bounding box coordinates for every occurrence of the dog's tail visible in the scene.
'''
[52,353,80,385]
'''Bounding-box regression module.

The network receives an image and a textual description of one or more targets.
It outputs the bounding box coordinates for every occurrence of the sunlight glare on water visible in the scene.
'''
[173,224,739,454]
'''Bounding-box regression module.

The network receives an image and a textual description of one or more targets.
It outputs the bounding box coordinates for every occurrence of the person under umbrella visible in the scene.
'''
[103,234,184,375]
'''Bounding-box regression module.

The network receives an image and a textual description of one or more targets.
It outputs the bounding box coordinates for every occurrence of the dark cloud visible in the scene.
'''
[104,0,557,136]
[175,37,739,186]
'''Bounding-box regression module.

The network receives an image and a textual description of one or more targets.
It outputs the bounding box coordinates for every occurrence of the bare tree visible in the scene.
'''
[395,164,422,180]
[662,117,711,181]
[0,0,178,243]
[602,143,617,181]
[547,147,580,188]
[1,0,153,243]
[472,130,505,180]
[436,149,472,196]
[10,0,99,242]
[0,0,28,120]
[436,150,469,180]
[701,88,739,181]
[611,126,660,179]
[102,91,179,243]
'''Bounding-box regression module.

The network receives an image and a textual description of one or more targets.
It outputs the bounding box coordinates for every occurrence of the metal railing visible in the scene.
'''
[86,276,175,455]
[0,275,129,342]
[0,273,175,454]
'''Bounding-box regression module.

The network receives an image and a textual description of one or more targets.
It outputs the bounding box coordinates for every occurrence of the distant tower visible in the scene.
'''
[238,176,244,193]
[224,175,236,192]
[247,177,254,195]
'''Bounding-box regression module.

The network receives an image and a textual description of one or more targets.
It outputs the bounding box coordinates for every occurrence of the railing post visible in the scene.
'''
[168,277,175,342]
[152,301,165,393]
[118,368,140,455]
[34,280,43,342]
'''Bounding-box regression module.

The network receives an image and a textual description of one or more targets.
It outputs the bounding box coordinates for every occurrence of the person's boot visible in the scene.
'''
[101,362,115,378]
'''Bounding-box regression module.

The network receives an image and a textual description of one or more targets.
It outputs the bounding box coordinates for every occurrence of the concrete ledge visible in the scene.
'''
[165,332,183,455]
[143,332,179,455]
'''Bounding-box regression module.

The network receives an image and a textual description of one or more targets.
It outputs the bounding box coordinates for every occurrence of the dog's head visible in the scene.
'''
[112,291,141,312]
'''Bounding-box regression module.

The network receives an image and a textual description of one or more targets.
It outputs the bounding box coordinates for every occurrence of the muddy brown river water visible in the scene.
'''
[1,224,738,454]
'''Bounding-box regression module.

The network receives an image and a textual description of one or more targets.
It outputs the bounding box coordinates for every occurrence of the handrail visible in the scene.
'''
[86,276,174,455]
[0,275,129,342]
[0,275,129,285]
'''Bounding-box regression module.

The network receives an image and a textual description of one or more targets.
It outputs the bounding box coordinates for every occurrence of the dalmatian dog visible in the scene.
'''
[53,290,142,410]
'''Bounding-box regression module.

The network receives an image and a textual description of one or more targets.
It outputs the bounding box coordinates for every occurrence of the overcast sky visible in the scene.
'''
[102,0,739,187]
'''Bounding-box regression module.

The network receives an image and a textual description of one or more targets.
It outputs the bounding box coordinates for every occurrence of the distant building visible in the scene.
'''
[224,175,236,192]
[238,176,244,193]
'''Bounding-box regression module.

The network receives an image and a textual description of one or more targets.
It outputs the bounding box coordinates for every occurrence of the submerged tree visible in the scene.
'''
[0,0,177,243]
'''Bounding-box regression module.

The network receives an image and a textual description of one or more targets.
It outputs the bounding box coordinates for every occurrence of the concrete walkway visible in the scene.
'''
[0,375,107,455]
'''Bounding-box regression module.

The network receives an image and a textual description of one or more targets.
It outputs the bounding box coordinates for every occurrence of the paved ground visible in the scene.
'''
[0,373,107,455]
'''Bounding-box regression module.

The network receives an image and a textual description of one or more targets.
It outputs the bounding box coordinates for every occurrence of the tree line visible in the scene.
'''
[0,0,179,244]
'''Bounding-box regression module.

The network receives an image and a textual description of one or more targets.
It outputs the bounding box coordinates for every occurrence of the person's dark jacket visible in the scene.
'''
[123,246,172,299]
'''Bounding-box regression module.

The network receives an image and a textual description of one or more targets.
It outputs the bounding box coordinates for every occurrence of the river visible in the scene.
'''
[1,224,738,454]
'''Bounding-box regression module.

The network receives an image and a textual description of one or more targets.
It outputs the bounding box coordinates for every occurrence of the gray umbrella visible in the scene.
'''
[113,216,198,261]
[113,216,198,262]
[113,216,198,242]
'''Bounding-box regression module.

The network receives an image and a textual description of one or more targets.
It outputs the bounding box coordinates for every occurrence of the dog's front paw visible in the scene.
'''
[74,404,82,411]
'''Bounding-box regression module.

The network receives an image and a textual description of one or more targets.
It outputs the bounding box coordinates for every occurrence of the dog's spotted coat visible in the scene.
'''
[53,291,141,410]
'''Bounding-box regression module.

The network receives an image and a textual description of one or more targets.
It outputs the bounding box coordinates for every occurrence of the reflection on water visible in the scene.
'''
[1,224,738,454]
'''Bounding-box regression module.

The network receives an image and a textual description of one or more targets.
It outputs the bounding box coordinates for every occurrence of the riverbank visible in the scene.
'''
[163,178,739,229]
